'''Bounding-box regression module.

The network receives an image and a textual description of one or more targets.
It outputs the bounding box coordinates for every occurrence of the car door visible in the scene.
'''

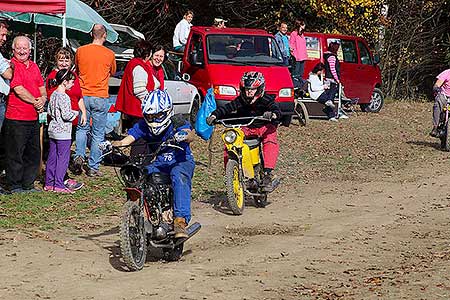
[162,61,194,115]
[331,38,361,99]
[355,40,377,102]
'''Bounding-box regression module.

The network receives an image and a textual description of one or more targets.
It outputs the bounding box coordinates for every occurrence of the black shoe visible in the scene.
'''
[262,173,280,193]
[430,127,438,138]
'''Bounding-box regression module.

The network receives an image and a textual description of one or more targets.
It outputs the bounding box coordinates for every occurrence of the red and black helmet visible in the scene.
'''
[239,71,265,103]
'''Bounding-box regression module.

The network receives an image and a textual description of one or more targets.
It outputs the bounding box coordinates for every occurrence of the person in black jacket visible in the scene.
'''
[206,71,281,191]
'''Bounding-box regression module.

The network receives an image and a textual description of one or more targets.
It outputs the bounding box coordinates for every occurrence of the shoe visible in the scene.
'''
[86,168,103,177]
[54,187,75,194]
[71,156,84,176]
[43,185,54,192]
[262,173,280,193]
[430,127,438,138]
[173,217,189,239]
[64,179,83,191]
[329,117,338,122]
[325,100,335,108]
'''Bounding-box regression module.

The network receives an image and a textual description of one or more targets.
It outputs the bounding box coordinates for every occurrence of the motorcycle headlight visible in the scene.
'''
[224,131,237,144]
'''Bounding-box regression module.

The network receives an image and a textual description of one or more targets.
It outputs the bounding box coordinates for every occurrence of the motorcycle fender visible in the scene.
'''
[241,144,255,178]
[249,147,261,166]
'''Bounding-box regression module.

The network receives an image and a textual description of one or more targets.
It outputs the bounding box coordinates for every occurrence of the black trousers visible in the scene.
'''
[317,85,338,119]
[3,119,40,190]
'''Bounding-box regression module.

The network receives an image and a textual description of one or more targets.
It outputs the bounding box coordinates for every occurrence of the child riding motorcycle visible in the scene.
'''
[206,71,282,192]
[112,90,195,239]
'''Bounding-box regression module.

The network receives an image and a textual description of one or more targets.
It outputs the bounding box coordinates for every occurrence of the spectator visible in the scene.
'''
[289,19,307,79]
[0,19,12,130]
[308,63,337,121]
[323,40,349,119]
[274,21,290,66]
[213,17,227,28]
[73,24,116,177]
[173,10,194,53]
[46,47,86,190]
[0,19,13,178]
[149,45,165,91]
[116,40,153,125]
[45,69,78,193]
[3,36,46,193]
[115,40,154,157]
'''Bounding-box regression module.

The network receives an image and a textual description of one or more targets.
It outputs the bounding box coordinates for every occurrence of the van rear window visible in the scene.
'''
[206,34,284,65]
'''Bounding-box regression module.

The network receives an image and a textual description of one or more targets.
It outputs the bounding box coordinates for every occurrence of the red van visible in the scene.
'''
[302,33,383,112]
[181,26,295,125]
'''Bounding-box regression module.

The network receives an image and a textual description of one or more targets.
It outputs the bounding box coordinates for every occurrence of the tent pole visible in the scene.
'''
[62,13,66,47]
[33,22,37,62]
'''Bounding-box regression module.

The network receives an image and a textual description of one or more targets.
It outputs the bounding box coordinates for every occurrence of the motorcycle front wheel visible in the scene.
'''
[225,159,245,215]
[120,201,147,271]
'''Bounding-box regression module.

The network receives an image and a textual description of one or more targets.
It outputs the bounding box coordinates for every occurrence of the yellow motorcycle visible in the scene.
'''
[215,116,280,215]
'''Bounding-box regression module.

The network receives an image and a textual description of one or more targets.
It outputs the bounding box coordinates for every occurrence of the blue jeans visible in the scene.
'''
[292,60,305,79]
[146,159,195,223]
[75,96,109,171]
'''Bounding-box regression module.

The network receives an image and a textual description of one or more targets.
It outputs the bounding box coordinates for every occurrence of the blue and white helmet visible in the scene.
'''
[141,90,174,135]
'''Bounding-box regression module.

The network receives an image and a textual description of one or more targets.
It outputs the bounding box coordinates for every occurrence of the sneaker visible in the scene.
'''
[173,217,189,239]
[54,187,75,194]
[325,100,335,108]
[430,127,438,138]
[43,185,54,192]
[86,168,104,177]
[71,156,84,176]
[329,117,338,122]
[64,179,83,191]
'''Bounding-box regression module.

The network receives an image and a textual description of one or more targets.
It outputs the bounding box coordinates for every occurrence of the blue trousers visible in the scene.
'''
[145,159,195,223]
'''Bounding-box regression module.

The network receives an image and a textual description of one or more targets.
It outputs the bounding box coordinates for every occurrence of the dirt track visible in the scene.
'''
[1,102,450,300]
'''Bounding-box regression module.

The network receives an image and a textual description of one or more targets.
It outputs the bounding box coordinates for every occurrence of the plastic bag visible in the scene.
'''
[195,88,216,140]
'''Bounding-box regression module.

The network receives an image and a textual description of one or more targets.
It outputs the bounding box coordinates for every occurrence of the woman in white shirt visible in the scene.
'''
[173,10,194,52]
[308,63,338,121]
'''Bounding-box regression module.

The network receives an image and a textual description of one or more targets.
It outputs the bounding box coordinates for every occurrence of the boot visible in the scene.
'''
[430,126,438,138]
[173,217,188,239]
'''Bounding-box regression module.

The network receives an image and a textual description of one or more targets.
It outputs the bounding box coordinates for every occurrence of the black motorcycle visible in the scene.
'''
[101,140,201,271]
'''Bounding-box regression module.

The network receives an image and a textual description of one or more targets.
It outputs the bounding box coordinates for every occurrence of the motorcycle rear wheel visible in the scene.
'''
[120,201,147,271]
[440,119,450,151]
[225,159,245,215]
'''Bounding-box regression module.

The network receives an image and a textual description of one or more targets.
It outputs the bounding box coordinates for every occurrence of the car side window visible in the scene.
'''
[341,40,357,63]
[190,34,204,63]
[162,62,179,81]
[358,41,373,65]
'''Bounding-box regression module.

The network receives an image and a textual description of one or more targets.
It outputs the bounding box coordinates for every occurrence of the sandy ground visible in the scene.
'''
[1,103,450,300]
[1,158,450,300]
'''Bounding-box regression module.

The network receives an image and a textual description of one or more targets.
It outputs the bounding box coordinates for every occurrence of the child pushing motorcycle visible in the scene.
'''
[111,90,195,239]
[206,71,282,192]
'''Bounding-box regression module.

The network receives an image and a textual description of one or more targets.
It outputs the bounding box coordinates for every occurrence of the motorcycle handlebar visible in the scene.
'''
[215,116,270,128]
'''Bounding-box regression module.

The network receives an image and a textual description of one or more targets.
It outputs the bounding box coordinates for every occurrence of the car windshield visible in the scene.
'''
[206,34,284,66]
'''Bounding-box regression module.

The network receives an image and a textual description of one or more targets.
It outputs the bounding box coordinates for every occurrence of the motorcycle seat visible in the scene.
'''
[147,172,171,185]
[244,138,261,149]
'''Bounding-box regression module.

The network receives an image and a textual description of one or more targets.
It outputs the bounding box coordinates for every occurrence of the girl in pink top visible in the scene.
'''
[289,19,307,79]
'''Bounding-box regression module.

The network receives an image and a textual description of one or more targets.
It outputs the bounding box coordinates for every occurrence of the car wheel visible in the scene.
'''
[189,96,201,126]
[360,88,384,113]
